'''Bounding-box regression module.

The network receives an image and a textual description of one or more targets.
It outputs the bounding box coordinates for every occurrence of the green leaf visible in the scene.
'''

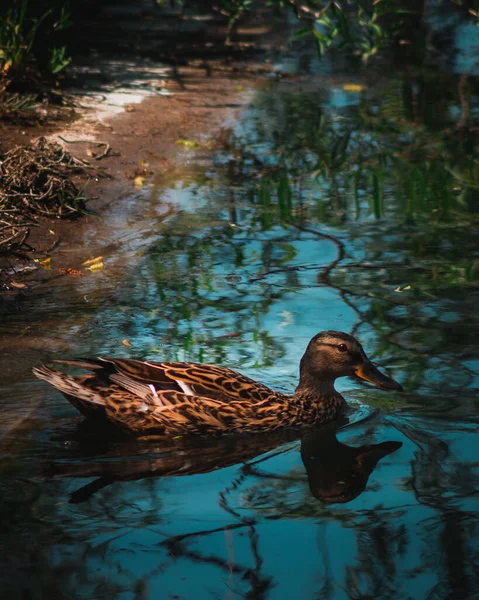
[290,27,312,41]
[331,131,351,169]
[369,166,384,218]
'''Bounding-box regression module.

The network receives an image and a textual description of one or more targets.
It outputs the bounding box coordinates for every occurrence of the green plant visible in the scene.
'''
[48,45,71,74]
[286,0,422,61]
[0,0,71,76]
[0,0,49,72]
[0,92,37,114]
[216,0,253,42]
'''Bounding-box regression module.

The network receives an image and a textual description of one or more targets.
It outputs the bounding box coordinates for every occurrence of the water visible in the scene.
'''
[1,37,479,600]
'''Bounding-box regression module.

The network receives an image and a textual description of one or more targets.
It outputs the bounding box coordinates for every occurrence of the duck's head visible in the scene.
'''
[300,331,402,391]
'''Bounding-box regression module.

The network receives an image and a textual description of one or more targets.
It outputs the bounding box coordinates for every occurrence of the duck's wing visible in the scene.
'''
[36,360,287,434]
[57,358,279,404]
[104,383,255,434]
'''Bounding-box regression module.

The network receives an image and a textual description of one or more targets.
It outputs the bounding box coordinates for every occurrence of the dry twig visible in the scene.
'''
[0,137,97,254]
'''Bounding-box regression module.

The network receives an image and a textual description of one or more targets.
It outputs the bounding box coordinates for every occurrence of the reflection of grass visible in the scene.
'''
[210,77,479,393]
[243,77,479,226]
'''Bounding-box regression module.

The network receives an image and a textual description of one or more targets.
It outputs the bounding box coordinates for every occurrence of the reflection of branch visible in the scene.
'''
[289,222,345,284]
[458,74,469,129]
[390,419,477,596]
[160,519,274,596]
[218,469,273,597]
[153,456,273,596]
[166,546,245,575]
[289,221,366,329]
[160,523,251,555]
[160,522,253,550]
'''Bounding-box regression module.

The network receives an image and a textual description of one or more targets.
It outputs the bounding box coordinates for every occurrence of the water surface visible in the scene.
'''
[1,36,479,600]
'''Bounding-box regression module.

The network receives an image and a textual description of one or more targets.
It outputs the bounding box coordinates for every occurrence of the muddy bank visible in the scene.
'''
[0,0,290,289]
[0,64,276,290]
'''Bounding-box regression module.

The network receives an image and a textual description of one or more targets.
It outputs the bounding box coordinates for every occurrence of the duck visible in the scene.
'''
[33,330,402,436]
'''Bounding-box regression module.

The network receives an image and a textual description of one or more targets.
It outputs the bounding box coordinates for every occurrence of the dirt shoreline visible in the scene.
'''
[0,64,270,292]
[0,1,293,293]
[0,0,298,292]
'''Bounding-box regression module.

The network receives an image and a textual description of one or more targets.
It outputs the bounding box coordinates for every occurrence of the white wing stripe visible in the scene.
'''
[149,384,160,402]
[177,380,195,396]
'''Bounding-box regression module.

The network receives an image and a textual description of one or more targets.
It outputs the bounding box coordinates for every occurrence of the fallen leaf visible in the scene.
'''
[49,229,55,235]
[122,339,131,347]
[175,139,200,149]
[40,257,51,269]
[234,85,244,93]
[82,256,103,266]
[86,261,104,272]
[134,176,145,188]
[128,163,153,179]
[343,84,365,92]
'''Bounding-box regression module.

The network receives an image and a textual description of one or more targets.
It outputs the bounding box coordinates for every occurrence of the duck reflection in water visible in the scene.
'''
[300,427,401,503]
[49,420,401,505]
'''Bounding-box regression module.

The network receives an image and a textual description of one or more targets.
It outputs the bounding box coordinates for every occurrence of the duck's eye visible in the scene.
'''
[338,344,348,353]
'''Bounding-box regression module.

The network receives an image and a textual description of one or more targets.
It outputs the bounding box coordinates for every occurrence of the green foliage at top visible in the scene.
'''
[288,0,418,60]
[285,0,479,61]
[1,0,479,88]
[0,0,71,82]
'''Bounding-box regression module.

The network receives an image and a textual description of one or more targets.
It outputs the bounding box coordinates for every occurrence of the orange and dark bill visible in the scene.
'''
[354,361,403,391]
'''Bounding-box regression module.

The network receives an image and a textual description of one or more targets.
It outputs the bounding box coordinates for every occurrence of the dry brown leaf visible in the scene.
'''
[59,267,82,277]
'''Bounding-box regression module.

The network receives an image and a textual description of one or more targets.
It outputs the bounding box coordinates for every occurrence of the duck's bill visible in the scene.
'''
[354,362,403,391]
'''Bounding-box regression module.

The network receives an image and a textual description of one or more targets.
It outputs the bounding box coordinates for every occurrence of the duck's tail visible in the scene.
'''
[33,365,106,407]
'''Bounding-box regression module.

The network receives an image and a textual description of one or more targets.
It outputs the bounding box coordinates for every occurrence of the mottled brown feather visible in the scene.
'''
[33,331,402,435]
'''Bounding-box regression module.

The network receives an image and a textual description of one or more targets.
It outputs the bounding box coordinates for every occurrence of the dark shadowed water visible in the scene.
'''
[1,23,479,600]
